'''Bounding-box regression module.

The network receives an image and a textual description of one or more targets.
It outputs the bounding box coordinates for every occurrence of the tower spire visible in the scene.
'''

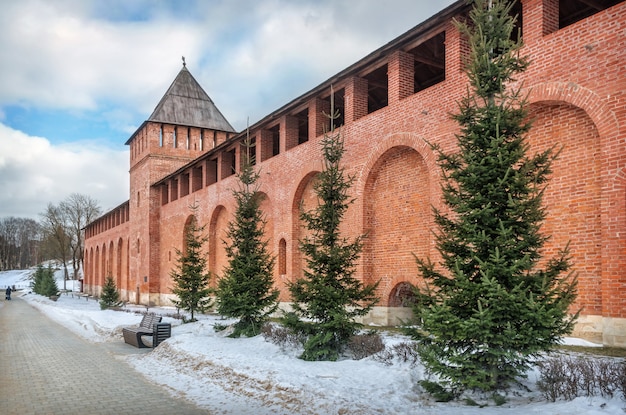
[182,56,186,67]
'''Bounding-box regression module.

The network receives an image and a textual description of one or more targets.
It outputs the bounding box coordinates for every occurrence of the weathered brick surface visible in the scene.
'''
[84,0,626,344]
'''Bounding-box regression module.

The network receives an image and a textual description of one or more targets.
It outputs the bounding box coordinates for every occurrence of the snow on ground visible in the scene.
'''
[1,269,623,414]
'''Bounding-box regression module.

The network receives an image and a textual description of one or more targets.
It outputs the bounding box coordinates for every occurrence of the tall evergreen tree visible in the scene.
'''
[283,94,379,361]
[216,136,279,337]
[411,0,578,392]
[170,207,212,322]
[100,275,122,310]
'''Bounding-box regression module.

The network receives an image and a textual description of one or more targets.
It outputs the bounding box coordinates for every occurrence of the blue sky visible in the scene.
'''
[0,0,457,219]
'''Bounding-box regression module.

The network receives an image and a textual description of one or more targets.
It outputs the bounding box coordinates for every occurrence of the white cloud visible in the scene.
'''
[194,0,458,129]
[0,123,129,219]
[0,0,457,219]
[0,0,457,131]
[0,0,204,113]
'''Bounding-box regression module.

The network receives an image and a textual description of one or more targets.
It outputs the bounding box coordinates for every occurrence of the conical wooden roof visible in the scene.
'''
[147,65,235,132]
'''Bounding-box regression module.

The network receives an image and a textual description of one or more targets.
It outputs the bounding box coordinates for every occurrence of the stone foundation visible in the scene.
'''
[600,317,626,348]
[362,306,414,327]
[102,292,626,348]
[570,314,604,345]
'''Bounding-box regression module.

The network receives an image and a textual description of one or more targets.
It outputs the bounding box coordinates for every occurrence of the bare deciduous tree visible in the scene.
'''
[0,217,41,270]
[40,203,72,289]
[61,193,101,280]
[40,193,101,289]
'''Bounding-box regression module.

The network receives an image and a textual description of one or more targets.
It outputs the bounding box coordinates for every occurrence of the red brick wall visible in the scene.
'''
[84,0,626,327]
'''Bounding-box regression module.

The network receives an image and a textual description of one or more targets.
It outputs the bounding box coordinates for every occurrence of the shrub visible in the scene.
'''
[536,354,625,402]
[261,323,305,351]
[347,332,385,360]
[373,341,420,367]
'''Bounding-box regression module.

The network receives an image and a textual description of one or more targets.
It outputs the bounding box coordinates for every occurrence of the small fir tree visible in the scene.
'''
[32,264,58,297]
[216,136,279,337]
[283,93,379,361]
[99,275,122,310]
[42,266,59,297]
[42,271,58,297]
[410,0,578,393]
[170,207,212,322]
[31,264,46,294]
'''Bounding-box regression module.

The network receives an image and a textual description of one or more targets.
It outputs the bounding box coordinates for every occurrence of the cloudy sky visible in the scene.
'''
[0,0,457,220]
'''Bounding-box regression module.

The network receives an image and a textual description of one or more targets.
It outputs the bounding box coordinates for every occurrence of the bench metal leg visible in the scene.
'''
[135,333,150,348]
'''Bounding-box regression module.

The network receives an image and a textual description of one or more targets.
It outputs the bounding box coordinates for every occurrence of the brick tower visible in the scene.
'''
[125,61,235,304]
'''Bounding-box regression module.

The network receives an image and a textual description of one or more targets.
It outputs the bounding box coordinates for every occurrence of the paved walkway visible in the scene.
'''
[0,294,209,415]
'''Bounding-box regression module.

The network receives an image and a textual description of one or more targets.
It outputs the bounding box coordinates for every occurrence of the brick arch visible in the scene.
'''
[526,101,602,316]
[108,240,114,278]
[388,280,416,308]
[256,191,273,257]
[100,243,106,287]
[182,214,197,254]
[526,82,625,319]
[604,167,626,318]
[85,247,92,291]
[362,145,432,305]
[256,190,284,297]
[94,246,100,293]
[208,205,229,283]
[256,190,272,233]
[275,230,291,301]
[524,82,620,139]
[356,132,439,200]
[255,191,274,276]
[116,237,123,291]
[291,171,321,282]
[126,238,130,298]
[355,133,441,304]
[278,238,287,276]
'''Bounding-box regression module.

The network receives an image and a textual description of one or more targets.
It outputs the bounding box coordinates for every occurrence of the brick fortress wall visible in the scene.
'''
[84,0,626,346]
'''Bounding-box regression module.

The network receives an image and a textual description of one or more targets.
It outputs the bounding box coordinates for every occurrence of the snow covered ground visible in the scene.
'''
[1,268,623,414]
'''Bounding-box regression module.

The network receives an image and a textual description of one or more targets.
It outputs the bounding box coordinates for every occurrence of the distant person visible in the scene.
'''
[5,286,11,300]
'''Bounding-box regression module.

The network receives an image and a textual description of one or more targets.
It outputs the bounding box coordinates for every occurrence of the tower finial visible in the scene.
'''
[182,56,186,67]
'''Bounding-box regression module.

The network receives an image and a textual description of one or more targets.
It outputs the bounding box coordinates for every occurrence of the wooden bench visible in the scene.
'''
[122,314,163,348]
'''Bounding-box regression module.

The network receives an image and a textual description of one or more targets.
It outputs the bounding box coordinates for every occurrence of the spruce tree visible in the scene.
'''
[283,95,379,361]
[411,0,578,392]
[216,137,279,337]
[170,207,212,322]
[31,264,46,294]
[99,275,122,310]
[41,269,59,297]
[33,264,58,297]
